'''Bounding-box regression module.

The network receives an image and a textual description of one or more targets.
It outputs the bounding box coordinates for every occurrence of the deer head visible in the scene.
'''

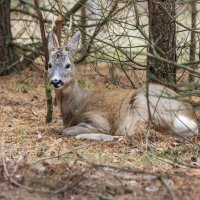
[47,30,81,89]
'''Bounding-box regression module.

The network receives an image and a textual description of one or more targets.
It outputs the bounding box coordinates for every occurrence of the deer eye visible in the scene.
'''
[65,64,71,69]
[48,63,52,69]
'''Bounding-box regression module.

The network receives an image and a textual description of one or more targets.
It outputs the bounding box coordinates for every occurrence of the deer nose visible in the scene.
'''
[50,79,64,88]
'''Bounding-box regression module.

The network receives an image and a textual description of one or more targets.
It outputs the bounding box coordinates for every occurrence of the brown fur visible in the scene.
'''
[47,31,198,141]
[57,80,198,139]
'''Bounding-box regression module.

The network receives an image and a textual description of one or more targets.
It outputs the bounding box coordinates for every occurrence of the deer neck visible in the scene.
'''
[55,80,91,127]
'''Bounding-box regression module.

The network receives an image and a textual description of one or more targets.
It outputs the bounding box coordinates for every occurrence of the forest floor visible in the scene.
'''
[0,65,200,200]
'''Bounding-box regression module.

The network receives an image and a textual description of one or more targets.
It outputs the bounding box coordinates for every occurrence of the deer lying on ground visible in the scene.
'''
[47,30,198,141]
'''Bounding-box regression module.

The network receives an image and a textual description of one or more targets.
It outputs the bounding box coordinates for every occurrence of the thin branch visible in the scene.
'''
[34,0,53,123]
[65,0,88,19]
[57,0,63,45]
[33,0,49,70]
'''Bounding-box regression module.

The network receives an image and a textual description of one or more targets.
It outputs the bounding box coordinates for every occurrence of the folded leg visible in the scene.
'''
[62,122,120,142]
[62,122,97,136]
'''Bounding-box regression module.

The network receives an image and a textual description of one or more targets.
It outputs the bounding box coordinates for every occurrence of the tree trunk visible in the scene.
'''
[147,0,176,86]
[189,0,197,83]
[0,0,16,75]
[80,6,86,46]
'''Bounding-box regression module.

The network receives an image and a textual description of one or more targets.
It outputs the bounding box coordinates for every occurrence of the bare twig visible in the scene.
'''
[57,0,63,45]
[1,138,86,194]
[160,176,177,200]
[33,0,49,70]
[1,138,10,179]
[33,0,53,123]
[76,1,119,63]
[65,0,88,19]
[31,145,86,164]
[52,171,86,194]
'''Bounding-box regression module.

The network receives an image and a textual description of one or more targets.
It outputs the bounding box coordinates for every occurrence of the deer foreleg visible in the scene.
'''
[62,122,121,141]
[62,122,98,136]
[75,133,122,142]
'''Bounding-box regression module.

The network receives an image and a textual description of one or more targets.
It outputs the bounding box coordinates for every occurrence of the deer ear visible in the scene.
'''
[47,31,59,53]
[66,31,81,55]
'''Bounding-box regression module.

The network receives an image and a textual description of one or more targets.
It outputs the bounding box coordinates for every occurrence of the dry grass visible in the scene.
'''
[0,65,200,200]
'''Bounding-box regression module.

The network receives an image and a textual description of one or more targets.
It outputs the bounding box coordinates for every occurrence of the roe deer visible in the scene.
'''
[47,30,198,141]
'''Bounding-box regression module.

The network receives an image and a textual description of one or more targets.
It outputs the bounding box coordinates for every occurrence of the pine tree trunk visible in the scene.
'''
[0,0,16,75]
[80,6,86,46]
[147,0,176,86]
[189,0,197,83]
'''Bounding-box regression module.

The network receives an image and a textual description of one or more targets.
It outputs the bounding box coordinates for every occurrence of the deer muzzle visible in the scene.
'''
[50,79,64,88]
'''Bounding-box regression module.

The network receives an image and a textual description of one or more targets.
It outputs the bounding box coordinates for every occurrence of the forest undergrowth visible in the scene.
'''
[0,65,200,200]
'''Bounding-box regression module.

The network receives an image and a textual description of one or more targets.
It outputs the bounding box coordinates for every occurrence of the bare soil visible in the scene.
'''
[0,65,200,200]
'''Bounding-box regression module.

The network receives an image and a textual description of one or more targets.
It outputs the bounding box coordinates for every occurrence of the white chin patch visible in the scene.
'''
[55,86,64,90]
